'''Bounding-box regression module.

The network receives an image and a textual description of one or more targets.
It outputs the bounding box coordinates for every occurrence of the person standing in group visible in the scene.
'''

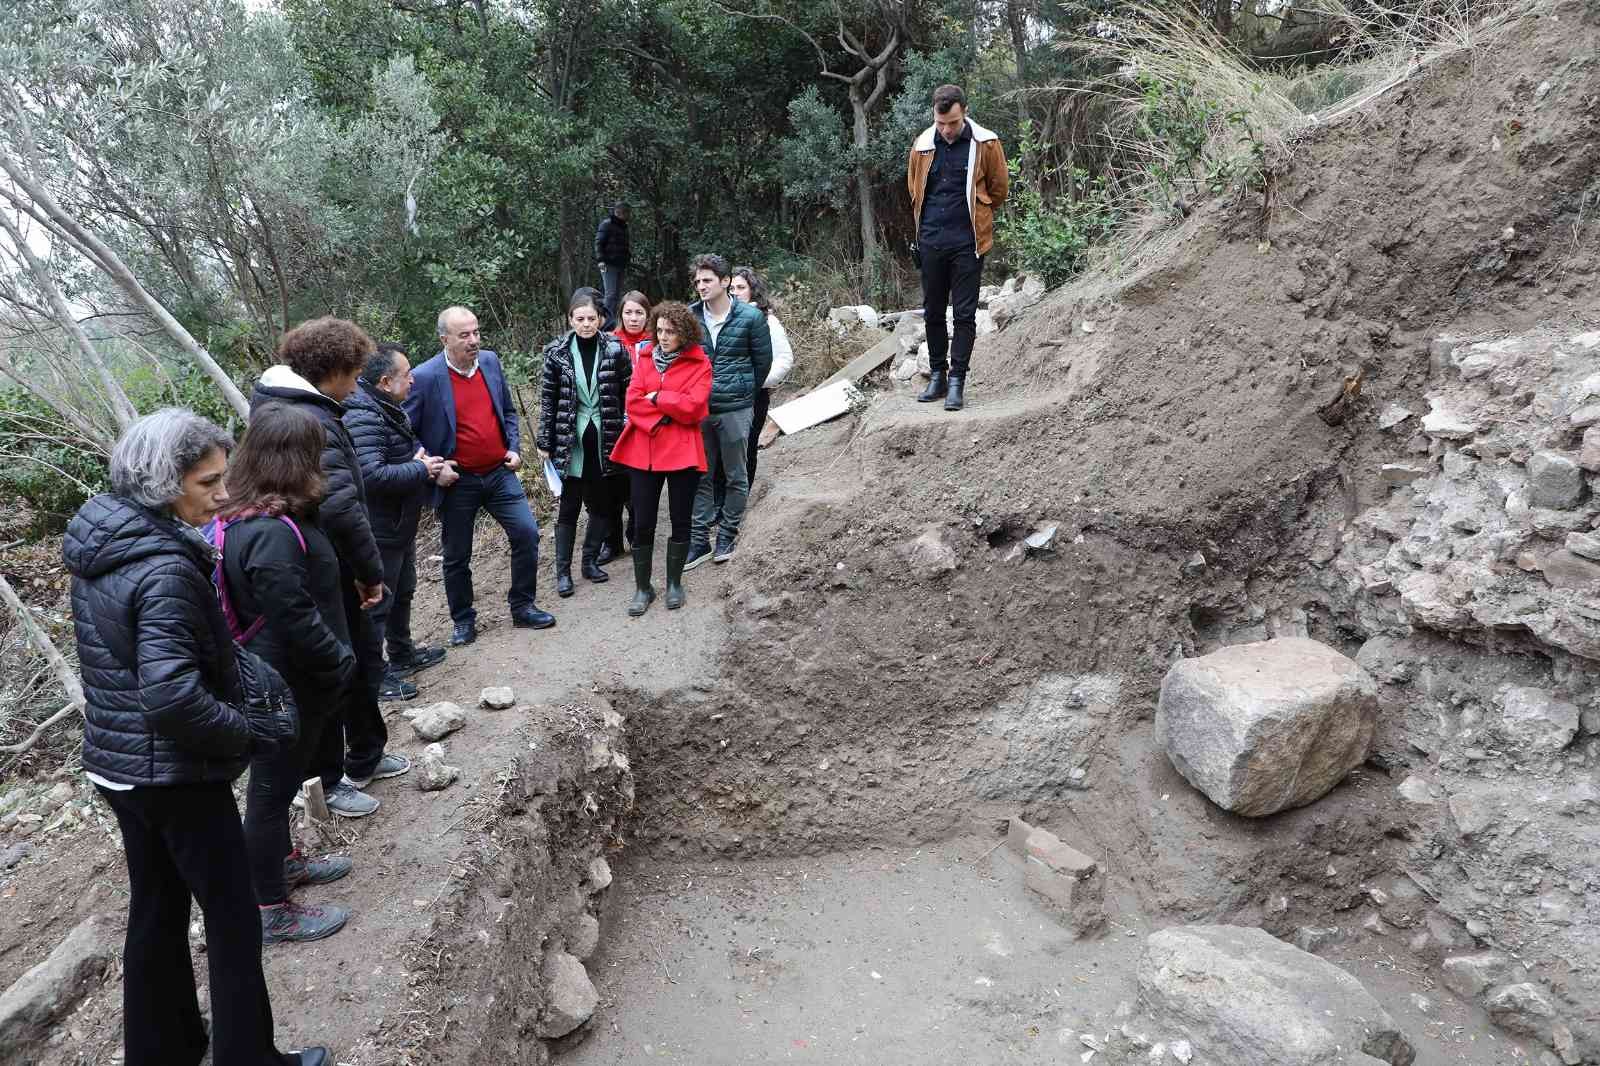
[405,305,555,646]
[594,202,631,329]
[906,83,1008,412]
[216,402,356,945]
[599,290,654,565]
[252,317,408,820]
[685,254,772,570]
[728,266,793,489]
[64,408,331,1066]
[609,300,713,615]
[344,342,448,697]
[536,290,631,597]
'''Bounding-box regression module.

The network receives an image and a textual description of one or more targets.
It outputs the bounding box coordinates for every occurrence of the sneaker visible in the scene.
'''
[713,541,735,564]
[388,645,446,678]
[325,777,380,818]
[449,622,477,647]
[683,542,713,572]
[511,608,556,630]
[260,900,349,944]
[379,672,418,702]
[284,848,353,888]
[347,753,411,790]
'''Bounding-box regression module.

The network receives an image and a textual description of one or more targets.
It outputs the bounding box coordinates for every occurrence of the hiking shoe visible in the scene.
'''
[683,542,713,572]
[379,672,418,702]
[347,753,410,790]
[388,645,445,678]
[284,849,353,889]
[512,608,556,630]
[325,777,380,818]
[260,900,348,944]
[449,622,477,647]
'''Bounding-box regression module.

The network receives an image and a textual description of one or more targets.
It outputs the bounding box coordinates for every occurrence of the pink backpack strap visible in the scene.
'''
[210,512,306,644]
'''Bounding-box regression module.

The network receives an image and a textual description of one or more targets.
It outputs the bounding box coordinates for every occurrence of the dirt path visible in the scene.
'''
[0,513,724,1064]
[569,839,1536,1066]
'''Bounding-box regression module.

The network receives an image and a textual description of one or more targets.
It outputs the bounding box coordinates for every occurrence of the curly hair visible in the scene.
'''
[219,402,326,520]
[277,316,374,386]
[651,301,702,351]
[732,266,772,314]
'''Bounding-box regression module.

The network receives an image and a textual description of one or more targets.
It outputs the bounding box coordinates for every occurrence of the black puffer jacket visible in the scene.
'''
[64,494,252,786]
[220,512,355,720]
[251,366,383,586]
[594,212,629,266]
[535,332,631,478]
[343,382,429,547]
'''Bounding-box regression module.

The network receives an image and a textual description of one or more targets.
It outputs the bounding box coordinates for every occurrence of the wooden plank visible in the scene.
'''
[769,380,862,435]
[820,331,902,389]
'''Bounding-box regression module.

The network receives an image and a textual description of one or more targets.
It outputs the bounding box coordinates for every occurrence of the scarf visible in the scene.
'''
[653,343,682,376]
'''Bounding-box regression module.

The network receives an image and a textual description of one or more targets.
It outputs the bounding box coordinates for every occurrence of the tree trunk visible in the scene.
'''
[1007,0,1031,131]
[851,90,878,267]
[1214,0,1235,39]
[0,155,252,421]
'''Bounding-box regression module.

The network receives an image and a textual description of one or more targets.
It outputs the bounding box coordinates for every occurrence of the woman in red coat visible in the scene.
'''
[613,291,653,365]
[609,300,712,615]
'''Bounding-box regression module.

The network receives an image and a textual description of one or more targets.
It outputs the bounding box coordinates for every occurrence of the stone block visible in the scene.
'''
[0,915,115,1049]
[1579,426,1600,472]
[1156,638,1378,816]
[480,686,515,709]
[1539,550,1600,590]
[537,951,598,1038]
[1527,452,1584,509]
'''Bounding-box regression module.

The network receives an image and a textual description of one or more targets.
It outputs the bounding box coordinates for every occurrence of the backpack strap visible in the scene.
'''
[209,513,306,644]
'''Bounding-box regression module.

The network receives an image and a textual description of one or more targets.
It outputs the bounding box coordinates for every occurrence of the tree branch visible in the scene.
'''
[0,572,85,755]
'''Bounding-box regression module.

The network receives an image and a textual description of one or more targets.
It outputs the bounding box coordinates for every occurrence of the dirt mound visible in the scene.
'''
[616,5,1600,1061]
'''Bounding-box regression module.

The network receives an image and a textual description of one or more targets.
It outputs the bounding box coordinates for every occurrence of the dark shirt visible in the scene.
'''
[919,122,973,250]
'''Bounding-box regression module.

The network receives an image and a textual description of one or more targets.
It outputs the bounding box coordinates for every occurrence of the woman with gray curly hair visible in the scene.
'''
[64,408,329,1066]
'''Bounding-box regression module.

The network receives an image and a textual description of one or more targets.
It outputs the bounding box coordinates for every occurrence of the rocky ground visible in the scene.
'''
[2,1,1599,1062]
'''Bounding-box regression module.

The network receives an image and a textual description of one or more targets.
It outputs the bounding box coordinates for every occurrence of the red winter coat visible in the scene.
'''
[613,328,651,365]
[609,344,713,473]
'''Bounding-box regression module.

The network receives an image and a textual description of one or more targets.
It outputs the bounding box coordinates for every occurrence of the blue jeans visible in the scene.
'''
[437,466,540,625]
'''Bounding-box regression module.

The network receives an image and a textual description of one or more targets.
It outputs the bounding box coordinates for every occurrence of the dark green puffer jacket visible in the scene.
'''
[690,296,773,414]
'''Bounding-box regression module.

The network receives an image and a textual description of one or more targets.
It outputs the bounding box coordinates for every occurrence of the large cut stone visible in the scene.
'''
[1527,452,1583,509]
[1157,638,1378,817]
[1135,925,1416,1066]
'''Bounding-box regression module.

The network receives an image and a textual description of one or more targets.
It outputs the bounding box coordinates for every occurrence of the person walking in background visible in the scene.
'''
[64,408,331,1066]
[344,342,447,697]
[685,254,772,570]
[906,83,1008,412]
[216,402,356,945]
[594,202,631,329]
[252,317,407,820]
[610,300,712,615]
[405,305,555,645]
[728,266,792,489]
[536,290,632,597]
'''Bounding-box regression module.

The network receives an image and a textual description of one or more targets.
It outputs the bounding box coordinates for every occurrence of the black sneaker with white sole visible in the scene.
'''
[683,542,713,571]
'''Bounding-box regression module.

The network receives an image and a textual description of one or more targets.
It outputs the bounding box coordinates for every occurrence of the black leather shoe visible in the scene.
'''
[291,1049,331,1066]
[388,644,445,678]
[944,375,965,411]
[918,370,948,403]
[554,523,576,598]
[512,608,556,630]
[448,622,477,647]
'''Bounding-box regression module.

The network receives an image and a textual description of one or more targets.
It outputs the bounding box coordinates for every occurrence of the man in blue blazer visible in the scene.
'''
[405,306,555,644]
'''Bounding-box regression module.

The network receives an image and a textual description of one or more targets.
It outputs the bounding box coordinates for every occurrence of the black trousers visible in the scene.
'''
[98,783,295,1066]
[244,708,331,905]
[920,244,985,377]
[556,429,625,538]
[316,577,386,788]
[629,468,700,545]
[371,541,417,662]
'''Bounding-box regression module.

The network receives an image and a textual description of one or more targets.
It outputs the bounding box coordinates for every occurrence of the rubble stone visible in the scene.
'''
[415,743,461,791]
[902,526,958,579]
[537,951,598,1038]
[0,915,115,1048]
[1008,817,1106,937]
[1156,638,1378,816]
[1134,925,1416,1066]
[480,686,515,710]
[1441,953,1522,999]
[1484,982,1558,1042]
[1527,452,1584,509]
[563,913,601,960]
[1498,686,1580,753]
[404,701,467,741]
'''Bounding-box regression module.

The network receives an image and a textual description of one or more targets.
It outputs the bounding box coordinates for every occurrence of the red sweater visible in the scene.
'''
[609,345,713,473]
[448,367,508,475]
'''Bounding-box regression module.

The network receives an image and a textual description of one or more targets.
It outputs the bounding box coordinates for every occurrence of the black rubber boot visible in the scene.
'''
[581,518,609,582]
[665,540,689,609]
[628,544,656,617]
[918,370,948,403]
[554,523,576,598]
[944,375,966,411]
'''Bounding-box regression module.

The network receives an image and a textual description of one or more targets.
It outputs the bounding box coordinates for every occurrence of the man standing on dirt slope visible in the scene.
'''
[685,253,773,571]
[405,306,556,647]
[344,341,449,701]
[907,83,1008,412]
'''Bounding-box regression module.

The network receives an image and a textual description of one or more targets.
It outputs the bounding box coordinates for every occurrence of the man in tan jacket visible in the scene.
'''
[906,83,1008,412]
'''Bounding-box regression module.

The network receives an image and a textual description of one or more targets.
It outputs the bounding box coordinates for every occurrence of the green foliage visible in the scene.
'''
[0,393,109,537]
[996,126,1120,287]
[780,87,855,205]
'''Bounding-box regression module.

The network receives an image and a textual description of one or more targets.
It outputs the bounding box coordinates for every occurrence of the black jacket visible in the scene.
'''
[594,213,629,267]
[250,367,383,587]
[536,332,631,478]
[220,512,355,718]
[343,381,429,548]
[65,494,253,787]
